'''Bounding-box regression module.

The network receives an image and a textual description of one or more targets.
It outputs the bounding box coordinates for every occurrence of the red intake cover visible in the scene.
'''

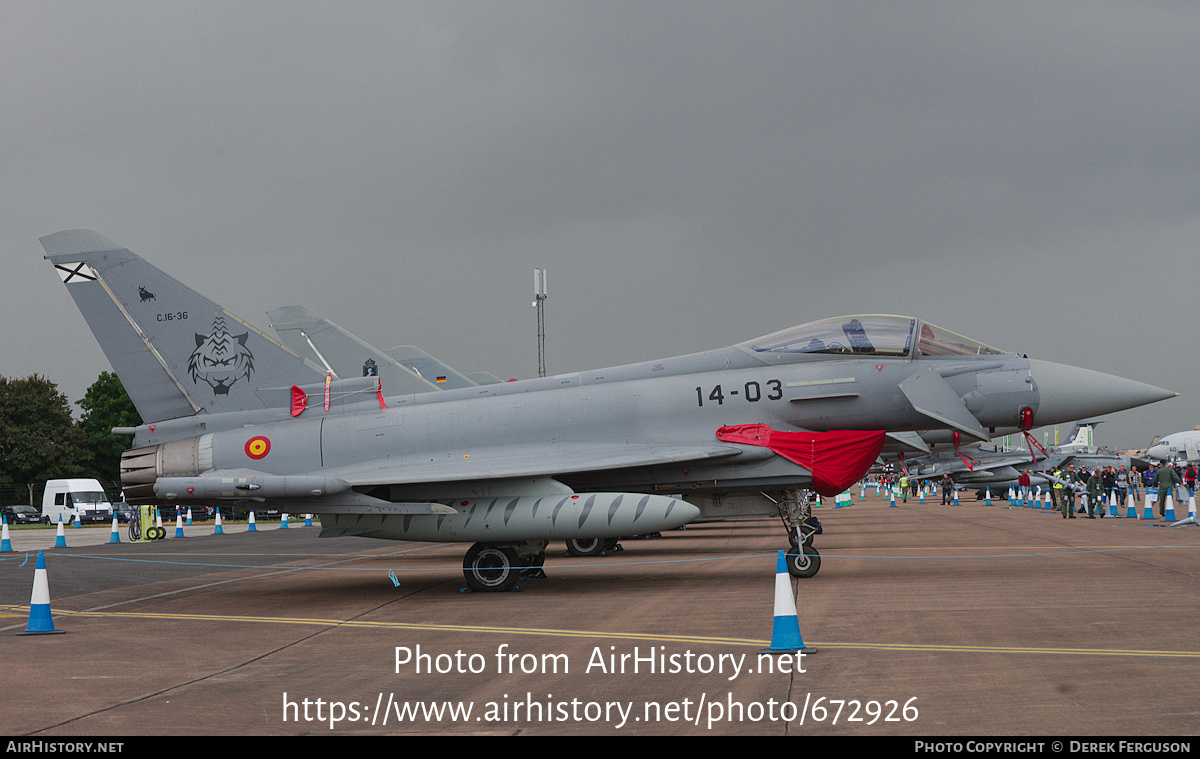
[716,424,886,497]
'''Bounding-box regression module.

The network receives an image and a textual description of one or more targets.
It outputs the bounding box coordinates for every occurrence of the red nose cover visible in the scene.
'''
[716,424,886,497]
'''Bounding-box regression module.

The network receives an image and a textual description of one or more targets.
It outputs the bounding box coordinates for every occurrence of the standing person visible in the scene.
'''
[1129,465,1141,502]
[1053,468,1068,518]
[941,474,953,505]
[1115,466,1129,511]
[899,473,909,503]
[1085,467,1103,518]
[1153,463,1180,518]
[1102,466,1116,505]
[1063,464,1079,516]
[1018,469,1032,503]
[1185,464,1197,496]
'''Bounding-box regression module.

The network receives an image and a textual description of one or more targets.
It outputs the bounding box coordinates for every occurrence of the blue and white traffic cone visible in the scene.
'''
[280,513,289,529]
[1124,492,1136,519]
[760,550,816,655]
[174,511,185,538]
[305,514,313,527]
[186,507,194,526]
[214,509,224,535]
[985,488,992,506]
[20,551,64,635]
[109,517,120,543]
[55,516,67,547]
[889,491,896,508]
[73,511,81,529]
[1,516,12,552]
[953,489,959,506]
[1164,493,1177,521]
[248,511,257,532]
[919,489,925,504]
[1142,493,1154,520]
[1105,491,1118,518]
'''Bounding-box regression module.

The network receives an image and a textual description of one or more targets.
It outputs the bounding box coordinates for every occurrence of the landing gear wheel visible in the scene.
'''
[785,545,821,579]
[463,543,521,592]
[521,551,547,580]
[565,537,607,557]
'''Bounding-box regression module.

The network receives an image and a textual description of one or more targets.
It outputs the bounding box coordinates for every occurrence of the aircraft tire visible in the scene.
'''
[463,543,521,593]
[785,546,820,579]
[565,537,607,557]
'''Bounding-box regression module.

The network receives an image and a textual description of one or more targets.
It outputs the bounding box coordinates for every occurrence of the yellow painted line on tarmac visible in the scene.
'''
[4,604,1199,659]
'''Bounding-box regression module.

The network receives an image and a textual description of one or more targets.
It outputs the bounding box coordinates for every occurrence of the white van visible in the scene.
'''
[42,479,114,525]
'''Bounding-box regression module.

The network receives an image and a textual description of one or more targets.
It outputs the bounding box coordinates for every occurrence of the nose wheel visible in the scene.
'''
[778,489,822,578]
[785,545,821,578]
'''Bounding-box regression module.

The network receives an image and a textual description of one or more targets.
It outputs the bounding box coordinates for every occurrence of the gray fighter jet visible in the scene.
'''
[899,443,1066,488]
[43,230,1177,590]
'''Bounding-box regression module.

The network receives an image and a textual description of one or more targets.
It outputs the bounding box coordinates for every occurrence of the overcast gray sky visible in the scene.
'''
[4,1,1196,450]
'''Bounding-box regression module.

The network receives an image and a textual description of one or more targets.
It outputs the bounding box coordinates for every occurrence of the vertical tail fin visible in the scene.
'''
[266,305,442,395]
[42,230,323,422]
[1062,420,1101,449]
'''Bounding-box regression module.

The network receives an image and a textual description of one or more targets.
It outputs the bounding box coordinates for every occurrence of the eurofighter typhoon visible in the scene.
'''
[42,230,1176,590]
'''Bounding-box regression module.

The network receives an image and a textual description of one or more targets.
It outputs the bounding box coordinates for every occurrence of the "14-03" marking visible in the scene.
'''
[696,380,783,406]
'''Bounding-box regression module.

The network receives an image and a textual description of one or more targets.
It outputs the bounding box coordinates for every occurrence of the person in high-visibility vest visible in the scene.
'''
[1052,469,1068,518]
[899,475,909,503]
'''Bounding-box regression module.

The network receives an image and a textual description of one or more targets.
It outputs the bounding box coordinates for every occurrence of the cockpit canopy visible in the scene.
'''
[742,315,1006,358]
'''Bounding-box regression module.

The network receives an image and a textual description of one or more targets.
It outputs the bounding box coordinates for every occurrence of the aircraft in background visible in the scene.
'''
[43,230,1177,590]
[1147,427,1200,464]
[901,420,1154,499]
[1042,420,1151,473]
[897,442,1068,490]
[266,305,486,393]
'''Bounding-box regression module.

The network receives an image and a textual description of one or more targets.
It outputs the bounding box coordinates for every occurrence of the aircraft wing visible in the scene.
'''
[325,443,749,488]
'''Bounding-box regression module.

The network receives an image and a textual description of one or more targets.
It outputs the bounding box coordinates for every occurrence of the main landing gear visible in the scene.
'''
[461,540,547,593]
[779,490,821,579]
[564,537,620,557]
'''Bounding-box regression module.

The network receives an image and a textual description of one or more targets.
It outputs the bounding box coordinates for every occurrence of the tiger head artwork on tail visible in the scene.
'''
[189,315,255,395]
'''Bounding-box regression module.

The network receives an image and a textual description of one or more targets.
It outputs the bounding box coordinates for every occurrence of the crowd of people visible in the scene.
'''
[865,461,1198,519]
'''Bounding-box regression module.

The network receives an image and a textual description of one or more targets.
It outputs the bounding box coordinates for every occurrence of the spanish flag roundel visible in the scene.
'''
[245,435,271,460]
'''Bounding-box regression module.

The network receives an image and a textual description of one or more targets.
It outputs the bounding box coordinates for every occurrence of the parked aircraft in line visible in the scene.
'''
[902,421,1151,498]
[897,442,1067,489]
[43,230,1177,590]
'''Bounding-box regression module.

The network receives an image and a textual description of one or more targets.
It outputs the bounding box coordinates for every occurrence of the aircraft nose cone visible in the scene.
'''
[1146,445,1168,461]
[1028,359,1176,425]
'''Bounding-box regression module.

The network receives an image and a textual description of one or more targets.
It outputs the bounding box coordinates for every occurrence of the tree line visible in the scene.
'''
[0,371,140,504]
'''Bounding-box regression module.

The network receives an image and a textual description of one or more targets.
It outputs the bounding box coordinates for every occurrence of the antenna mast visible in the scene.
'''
[533,268,548,378]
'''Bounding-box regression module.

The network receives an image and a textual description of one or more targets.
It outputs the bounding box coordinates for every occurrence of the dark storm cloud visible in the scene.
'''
[2,1,1196,446]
